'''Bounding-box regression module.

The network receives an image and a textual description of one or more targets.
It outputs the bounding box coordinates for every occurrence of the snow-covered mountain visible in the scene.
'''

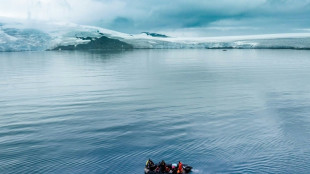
[1,21,310,52]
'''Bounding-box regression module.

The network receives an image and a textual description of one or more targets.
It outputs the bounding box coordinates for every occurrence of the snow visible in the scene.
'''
[1,20,310,52]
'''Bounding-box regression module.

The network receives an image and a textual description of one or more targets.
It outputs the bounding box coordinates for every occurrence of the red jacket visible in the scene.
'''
[178,162,183,173]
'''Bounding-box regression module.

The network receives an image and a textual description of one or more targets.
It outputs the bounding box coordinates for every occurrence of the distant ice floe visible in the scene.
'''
[1,20,310,52]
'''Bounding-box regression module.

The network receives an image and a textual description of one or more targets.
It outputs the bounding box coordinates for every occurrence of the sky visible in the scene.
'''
[0,0,310,36]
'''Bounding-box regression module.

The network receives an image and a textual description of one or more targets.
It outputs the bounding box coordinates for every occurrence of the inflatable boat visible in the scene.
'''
[144,160,192,174]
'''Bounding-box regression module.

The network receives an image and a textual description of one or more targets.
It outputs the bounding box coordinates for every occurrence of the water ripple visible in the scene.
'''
[1,50,310,173]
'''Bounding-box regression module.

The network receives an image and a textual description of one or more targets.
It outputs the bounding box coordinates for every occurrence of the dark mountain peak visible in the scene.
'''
[142,32,169,38]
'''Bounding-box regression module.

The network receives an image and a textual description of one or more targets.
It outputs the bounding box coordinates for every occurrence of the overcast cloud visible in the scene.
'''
[0,0,310,36]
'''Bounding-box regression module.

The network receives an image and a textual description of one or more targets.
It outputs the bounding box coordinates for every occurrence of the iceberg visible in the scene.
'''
[0,27,50,51]
[1,20,310,52]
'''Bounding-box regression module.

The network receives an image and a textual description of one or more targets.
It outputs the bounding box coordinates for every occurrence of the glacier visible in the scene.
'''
[1,21,310,52]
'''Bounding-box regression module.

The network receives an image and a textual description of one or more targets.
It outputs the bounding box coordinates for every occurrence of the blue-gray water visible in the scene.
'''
[1,50,310,174]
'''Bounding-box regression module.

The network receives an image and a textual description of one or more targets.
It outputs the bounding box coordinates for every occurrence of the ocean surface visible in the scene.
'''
[1,49,310,174]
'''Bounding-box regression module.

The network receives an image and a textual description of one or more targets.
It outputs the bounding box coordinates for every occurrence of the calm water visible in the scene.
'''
[1,50,310,174]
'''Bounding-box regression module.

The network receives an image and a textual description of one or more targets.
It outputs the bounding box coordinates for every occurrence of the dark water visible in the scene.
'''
[1,50,310,174]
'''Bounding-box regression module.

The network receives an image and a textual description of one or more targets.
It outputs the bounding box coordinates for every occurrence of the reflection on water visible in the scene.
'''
[1,49,310,173]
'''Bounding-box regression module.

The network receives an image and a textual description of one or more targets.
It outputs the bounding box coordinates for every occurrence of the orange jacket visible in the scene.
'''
[178,162,183,173]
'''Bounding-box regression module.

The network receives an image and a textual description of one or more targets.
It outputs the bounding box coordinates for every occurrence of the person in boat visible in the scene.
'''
[159,160,167,173]
[177,161,183,173]
[155,166,160,173]
[172,164,177,174]
[145,159,155,171]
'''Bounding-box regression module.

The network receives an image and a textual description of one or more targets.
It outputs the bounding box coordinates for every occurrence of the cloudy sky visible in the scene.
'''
[1,0,310,36]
